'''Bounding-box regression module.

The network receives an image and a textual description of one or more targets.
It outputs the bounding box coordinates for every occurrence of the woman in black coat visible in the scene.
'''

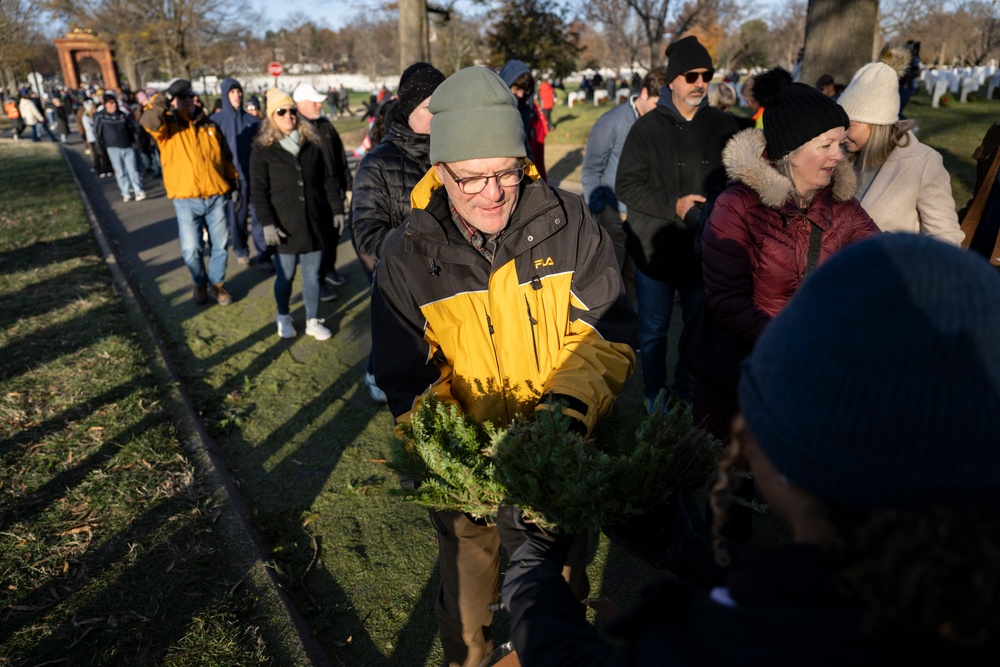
[251,88,340,341]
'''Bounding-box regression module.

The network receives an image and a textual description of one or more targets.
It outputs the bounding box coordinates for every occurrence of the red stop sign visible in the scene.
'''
[268,61,283,77]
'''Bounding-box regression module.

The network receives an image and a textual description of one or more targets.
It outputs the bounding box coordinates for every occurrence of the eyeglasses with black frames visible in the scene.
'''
[441,162,525,195]
[683,71,713,84]
[275,107,298,117]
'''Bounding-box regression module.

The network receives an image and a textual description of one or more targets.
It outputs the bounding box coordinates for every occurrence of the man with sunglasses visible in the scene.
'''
[616,35,738,413]
[370,66,637,667]
[142,78,240,306]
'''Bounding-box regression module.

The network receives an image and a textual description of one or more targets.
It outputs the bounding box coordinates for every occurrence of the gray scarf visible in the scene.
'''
[279,129,301,157]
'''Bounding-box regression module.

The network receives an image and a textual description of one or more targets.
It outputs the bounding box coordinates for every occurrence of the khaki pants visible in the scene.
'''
[432,510,589,667]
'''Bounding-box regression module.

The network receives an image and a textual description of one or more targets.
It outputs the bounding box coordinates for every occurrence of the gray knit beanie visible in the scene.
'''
[739,234,1000,512]
[429,66,526,165]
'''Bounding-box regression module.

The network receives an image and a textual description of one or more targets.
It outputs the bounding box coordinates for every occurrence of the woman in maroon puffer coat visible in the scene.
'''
[693,69,879,539]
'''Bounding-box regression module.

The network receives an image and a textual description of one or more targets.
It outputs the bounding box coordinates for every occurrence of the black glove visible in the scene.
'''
[262,225,286,246]
[230,187,242,212]
[496,505,571,566]
[332,213,345,235]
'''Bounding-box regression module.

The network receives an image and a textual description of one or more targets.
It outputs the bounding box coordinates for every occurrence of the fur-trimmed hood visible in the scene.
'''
[722,128,857,209]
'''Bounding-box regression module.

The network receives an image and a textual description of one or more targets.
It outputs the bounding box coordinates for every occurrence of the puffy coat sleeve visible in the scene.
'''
[842,198,881,244]
[916,148,964,246]
[371,234,461,434]
[351,150,398,260]
[702,188,771,342]
[539,201,638,433]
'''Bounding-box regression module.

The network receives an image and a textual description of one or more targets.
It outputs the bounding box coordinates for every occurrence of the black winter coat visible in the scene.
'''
[503,540,997,666]
[351,120,430,260]
[306,116,352,215]
[250,139,338,255]
[616,99,737,284]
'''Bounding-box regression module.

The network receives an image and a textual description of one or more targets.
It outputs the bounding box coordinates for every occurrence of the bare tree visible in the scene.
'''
[586,0,646,68]
[432,14,483,74]
[1,0,40,89]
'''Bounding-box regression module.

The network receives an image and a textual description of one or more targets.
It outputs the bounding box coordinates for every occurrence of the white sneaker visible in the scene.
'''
[305,317,332,341]
[122,194,133,202]
[364,372,387,403]
[276,314,296,338]
[134,191,147,201]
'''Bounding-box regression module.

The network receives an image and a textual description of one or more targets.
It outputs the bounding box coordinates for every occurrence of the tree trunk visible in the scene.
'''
[801,0,878,89]
[399,0,431,72]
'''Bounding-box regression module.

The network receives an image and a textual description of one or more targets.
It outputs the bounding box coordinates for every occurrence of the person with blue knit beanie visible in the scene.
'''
[501,233,1000,666]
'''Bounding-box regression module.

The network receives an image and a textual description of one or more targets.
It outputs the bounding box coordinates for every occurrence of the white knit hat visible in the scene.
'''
[837,62,900,126]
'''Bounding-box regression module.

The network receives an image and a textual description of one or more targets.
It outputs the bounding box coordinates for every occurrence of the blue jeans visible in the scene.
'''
[274,250,322,320]
[173,195,229,286]
[634,265,703,402]
[30,123,56,142]
[106,146,144,198]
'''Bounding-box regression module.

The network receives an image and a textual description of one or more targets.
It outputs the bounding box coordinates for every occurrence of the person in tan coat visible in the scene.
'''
[838,54,964,246]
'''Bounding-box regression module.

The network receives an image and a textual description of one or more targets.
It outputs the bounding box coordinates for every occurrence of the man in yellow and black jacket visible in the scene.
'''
[141,78,239,306]
[371,66,637,667]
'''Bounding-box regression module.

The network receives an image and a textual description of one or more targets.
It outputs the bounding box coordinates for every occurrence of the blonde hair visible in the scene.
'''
[854,119,914,176]
[773,144,821,207]
[254,114,321,148]
[708,82,737,112]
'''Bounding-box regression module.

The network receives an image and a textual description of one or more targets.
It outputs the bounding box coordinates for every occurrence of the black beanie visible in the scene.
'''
[664,36,714,83]
[739,234,1000,513]
[395,62,446,122]
[752,67,849,159]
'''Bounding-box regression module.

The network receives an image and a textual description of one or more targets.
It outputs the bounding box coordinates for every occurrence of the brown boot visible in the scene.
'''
[210,283,232,306]
[193,283,208,305]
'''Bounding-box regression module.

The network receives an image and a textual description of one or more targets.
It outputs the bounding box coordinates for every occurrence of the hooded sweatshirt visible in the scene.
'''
[210,78,259,180]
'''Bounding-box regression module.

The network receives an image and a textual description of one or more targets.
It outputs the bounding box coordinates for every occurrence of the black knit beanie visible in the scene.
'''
[395,62,446,122]
[739,234,1000,513]
[664,36,715,83]
[752,67,849,159]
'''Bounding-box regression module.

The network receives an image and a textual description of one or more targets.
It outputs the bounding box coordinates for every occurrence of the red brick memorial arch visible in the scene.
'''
[53,29,120,91]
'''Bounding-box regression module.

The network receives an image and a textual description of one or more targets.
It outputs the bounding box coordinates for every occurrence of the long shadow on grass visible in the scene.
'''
[0,300,122,382]
[5,496,264,664]
[1,410,163,532]
[0,234,97,275]
[0,262,114,330]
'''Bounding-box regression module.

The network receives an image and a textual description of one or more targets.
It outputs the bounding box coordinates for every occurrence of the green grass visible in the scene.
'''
[0,143,274,665]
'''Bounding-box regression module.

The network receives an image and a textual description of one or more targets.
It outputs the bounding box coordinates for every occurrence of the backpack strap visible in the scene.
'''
[806,221,823,275]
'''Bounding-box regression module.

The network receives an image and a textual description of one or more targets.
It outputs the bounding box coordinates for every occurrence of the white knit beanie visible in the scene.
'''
[837,62,900,126]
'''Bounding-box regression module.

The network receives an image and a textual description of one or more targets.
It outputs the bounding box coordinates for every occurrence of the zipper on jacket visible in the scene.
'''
[524,295,540,372]
[485,312,512,422]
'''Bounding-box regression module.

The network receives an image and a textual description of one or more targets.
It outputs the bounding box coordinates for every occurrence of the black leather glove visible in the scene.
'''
[497,505,571,565]
[262,225,286,246]
[230,187,242,212]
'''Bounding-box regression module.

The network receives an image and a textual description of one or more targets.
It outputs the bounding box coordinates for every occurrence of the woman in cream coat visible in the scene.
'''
[838,54,964,246]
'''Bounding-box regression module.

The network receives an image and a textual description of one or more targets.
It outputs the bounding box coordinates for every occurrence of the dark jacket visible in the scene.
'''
[703,129,880,343]
[209,77,259,182]
[250,137,338,255]
[499,59,548,182]
[95,107,136,149]
[351,119,430,259]
[371,166,637,436]
[616,97,738,284]
[304,115,351,215]
[502,538,997,666]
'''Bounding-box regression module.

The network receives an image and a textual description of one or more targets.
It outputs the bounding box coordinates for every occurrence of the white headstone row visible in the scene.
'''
[923,66,1000,106]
